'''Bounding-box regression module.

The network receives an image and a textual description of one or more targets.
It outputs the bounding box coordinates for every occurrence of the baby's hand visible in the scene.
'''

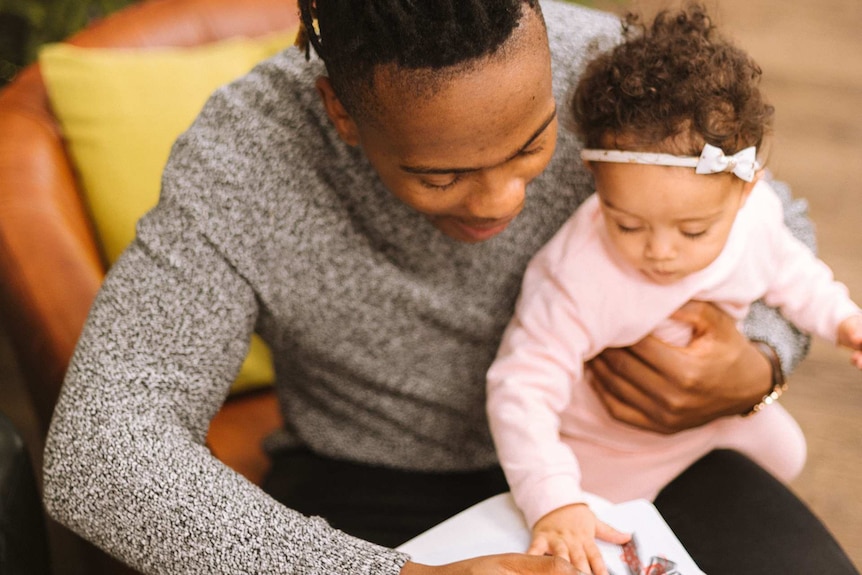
[838,314,862,369]
[528,504,630,575]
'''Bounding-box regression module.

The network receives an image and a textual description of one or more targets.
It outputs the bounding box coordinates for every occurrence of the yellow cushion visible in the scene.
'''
[39,30,297,393]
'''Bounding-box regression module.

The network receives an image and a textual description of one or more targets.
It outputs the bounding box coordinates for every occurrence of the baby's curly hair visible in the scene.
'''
[571,4,773,157]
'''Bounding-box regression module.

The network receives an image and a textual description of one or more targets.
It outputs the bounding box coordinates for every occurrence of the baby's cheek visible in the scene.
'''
[612,236,643,265]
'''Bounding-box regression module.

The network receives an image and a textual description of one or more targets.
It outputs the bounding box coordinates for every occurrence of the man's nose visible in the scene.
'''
[465,169,526,221]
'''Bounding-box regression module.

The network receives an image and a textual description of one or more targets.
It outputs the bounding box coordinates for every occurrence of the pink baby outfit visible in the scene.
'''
[487,181,861,528]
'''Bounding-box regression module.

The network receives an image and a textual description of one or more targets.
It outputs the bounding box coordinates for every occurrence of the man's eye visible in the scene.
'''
[520,145,544,157]
[421,176,460,190]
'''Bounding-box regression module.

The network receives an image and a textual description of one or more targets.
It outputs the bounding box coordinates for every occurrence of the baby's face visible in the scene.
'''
[590,161,753,285]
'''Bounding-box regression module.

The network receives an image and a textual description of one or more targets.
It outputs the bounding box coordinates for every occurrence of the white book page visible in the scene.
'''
[397,492,706,575]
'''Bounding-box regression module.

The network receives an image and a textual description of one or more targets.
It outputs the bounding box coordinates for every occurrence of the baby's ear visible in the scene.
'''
[739,169,764,205]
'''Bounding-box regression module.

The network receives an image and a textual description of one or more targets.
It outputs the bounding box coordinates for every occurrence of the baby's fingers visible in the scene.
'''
[851,350,862,370]
[839,315,862,349]
[529,533,577,562]
[595,520,631,545]
[550,538,577,564]
[530,534,592,574]
[527,535,552,557]
[584,539,611,575]
[564,541,594,575]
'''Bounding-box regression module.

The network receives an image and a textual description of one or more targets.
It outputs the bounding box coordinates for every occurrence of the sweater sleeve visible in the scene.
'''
[42,201,409,575]
[740,178,816,374]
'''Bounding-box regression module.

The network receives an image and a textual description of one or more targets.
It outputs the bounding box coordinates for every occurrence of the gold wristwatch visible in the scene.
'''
[743,340,788,417]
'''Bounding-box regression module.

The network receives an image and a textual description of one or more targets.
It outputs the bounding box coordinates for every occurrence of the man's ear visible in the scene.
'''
[315,77,360,146]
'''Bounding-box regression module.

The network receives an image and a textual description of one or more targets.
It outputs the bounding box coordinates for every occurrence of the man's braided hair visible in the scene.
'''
[296,0,542,120]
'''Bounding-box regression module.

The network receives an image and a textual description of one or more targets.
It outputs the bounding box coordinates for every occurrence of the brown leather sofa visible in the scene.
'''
[0,0,298,571]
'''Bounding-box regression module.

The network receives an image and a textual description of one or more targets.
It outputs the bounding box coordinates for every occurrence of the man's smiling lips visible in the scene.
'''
[453,216,517,241]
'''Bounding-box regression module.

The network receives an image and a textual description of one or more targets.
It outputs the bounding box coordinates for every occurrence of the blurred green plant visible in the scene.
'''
[0,0,138,86]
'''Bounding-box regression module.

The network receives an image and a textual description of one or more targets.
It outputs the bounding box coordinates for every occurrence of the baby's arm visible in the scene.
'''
[743,179,815,374]
[838,315,862,369]
[529,504,630,575]
[754,185,861,352]
[486,292,592,528]
[487,225,607,532]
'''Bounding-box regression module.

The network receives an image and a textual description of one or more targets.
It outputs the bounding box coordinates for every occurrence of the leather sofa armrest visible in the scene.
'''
[0,66,105,433]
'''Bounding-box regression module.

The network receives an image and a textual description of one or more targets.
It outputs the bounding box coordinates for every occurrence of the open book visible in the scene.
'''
[397,492,706,575]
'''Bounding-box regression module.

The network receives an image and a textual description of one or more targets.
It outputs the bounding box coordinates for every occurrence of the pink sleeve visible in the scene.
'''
[486,215,602,527]
[760,192,861,342]
[486,290,589,525]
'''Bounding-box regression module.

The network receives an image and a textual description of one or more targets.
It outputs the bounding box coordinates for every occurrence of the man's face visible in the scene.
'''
[321,8,557,243]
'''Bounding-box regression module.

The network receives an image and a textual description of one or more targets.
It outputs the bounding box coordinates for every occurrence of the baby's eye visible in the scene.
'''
[617,223,643,234]
[420,175,461,191]
[681,228,709,239]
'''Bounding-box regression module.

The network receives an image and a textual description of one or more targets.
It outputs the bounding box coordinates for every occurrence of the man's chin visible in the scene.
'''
[437,218,514,243]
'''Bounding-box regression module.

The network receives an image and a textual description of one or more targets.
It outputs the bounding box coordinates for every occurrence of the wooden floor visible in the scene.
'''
[1,0,860,572]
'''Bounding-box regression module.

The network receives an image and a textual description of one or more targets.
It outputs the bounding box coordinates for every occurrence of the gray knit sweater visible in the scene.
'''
[43,2,811,573]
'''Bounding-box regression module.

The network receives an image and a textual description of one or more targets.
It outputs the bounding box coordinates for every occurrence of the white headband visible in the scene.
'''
[580,143,760,182]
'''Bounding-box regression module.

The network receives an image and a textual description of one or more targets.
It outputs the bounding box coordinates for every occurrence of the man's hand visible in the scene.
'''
[399,553,589,575]
[586,301,772,434]
[528,504,630,575]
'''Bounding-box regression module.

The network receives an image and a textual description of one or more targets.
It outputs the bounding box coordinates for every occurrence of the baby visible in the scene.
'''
[486,6,862,575]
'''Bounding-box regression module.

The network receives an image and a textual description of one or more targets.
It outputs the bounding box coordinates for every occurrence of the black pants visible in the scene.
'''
[263,448,859,574]
[0,412,51,575]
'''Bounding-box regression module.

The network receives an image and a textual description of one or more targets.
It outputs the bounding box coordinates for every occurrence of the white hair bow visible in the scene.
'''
[695,144,758,182]
[580,143,760,182]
